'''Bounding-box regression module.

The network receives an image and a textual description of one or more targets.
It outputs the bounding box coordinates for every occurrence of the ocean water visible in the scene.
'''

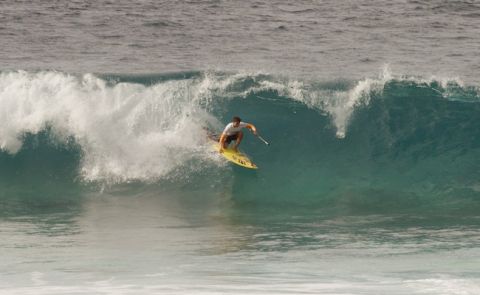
[1,1,480,294]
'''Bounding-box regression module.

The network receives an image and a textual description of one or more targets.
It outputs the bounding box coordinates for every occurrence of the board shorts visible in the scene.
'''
[225,133,239,144]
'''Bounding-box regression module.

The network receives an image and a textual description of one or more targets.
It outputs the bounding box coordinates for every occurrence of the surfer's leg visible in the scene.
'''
[223,138,229,149]
[233,131,243,151]
[224,134,235,149]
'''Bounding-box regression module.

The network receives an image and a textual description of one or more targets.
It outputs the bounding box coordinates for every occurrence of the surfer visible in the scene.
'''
[219,116,258,152]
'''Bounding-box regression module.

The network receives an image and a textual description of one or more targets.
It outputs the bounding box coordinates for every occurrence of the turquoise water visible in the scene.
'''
[0,70,479,294]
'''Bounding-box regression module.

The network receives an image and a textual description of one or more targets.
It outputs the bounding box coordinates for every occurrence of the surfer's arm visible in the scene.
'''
[245,123,258,135]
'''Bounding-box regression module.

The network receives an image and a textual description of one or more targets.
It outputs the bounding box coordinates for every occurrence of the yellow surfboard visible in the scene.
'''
[211,141,258,169]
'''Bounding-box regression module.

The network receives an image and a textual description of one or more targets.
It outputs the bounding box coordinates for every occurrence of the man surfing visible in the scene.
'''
[219,116,258,152]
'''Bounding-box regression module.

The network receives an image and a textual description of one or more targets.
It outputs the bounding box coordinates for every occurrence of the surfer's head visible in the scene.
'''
[232,116,241,127]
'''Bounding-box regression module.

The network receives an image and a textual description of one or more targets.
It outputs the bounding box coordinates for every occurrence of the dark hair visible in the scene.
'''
[232,116,241,123]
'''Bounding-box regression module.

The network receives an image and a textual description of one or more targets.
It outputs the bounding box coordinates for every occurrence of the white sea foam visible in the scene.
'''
[0,71,221,182]
[2,276,480,295]
[406,277,480,295]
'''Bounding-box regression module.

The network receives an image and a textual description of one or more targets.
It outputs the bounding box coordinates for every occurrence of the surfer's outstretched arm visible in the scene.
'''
[245,123,258,135]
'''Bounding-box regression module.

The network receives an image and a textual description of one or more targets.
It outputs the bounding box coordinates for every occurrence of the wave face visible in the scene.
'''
[1,70,480,214]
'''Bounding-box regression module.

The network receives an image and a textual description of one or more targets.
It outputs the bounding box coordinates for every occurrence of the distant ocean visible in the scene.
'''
[1,1,480,294]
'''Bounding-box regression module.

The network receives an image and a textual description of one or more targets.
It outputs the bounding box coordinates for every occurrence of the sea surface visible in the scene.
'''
[1,1,480,294]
